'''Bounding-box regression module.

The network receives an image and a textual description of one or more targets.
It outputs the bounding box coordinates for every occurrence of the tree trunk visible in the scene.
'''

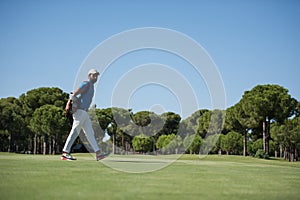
[8,134,11,152]
[52,137,56,155]
[243,130,247,156]
[262,119,266,153]
[121,133,124,152]
[42,134,47,155]
[284,146,287,160]
[40,137,43,154]
[290,145,295,162]
[56,133,60,154]
[262,118,269,155]
[279,144,283,158]
[43,141,46,155]
[266,118,270,155]
[49,139,52,155]
[152,137,156,153]
[28,135,32,153]
[112,132,116,154]
[34,134,37,154]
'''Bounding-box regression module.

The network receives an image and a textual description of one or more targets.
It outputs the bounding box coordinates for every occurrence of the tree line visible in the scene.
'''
[0,84,299,161]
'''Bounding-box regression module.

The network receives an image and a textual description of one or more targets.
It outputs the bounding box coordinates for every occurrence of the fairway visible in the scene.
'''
[0,153,300,200]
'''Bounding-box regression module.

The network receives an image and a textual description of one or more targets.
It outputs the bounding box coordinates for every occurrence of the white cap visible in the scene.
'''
[88,68,100,75]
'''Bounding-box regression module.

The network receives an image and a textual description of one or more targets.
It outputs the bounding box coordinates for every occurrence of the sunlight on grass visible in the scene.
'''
[0,153,299,200]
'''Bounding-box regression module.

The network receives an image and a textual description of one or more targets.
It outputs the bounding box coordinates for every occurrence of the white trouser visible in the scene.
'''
[63,109,100,153]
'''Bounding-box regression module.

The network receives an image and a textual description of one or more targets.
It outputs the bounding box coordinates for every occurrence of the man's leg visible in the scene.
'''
[80,111,109,160]
[62,111,84,154]
[82,116,109,161]
[62,129,79,154]
[81,111,100,153]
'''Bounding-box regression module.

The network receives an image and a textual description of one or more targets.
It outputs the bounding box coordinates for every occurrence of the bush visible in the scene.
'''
[220,132,243,155]
[156,134,182,154]
[250,139,263,156]
[255,149,270,159]
[183,134,202,154]
[132,134,153,153]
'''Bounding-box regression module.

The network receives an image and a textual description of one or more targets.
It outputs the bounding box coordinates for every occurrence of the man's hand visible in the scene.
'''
[65,88,80,113]
[65,99,72,112]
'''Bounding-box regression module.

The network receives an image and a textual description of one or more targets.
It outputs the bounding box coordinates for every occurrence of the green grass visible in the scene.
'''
[0,153,300,200]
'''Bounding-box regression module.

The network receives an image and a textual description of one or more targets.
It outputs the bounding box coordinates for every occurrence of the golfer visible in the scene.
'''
[62,69,106,161]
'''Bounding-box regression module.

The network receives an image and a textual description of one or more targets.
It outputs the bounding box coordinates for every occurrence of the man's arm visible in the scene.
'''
[65,87,83,112]
[65,81,90,112]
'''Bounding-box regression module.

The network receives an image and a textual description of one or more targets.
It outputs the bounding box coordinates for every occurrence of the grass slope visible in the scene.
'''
[0,153,299,200]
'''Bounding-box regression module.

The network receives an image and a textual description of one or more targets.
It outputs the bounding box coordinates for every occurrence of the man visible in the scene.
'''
[62,69,107,161]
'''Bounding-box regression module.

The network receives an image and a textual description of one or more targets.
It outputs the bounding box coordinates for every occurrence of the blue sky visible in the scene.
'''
[0,0,299,118]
